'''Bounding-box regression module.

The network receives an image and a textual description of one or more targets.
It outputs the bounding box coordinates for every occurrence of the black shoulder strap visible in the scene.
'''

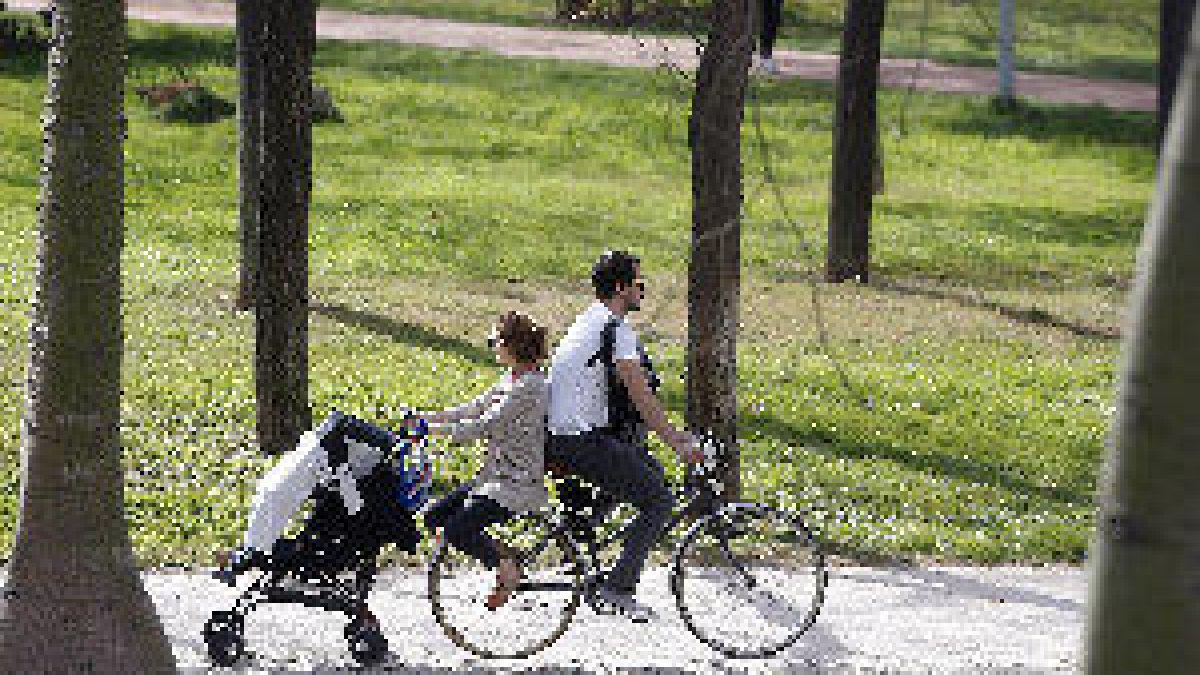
[585,317,621,368]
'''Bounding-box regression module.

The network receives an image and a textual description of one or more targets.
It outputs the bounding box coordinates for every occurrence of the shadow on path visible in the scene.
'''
[832,565,1084,614]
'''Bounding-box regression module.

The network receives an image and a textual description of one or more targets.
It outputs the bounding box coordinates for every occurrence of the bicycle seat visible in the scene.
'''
[545,460,571,478]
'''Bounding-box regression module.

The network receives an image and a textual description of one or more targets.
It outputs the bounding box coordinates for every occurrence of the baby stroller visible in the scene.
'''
[203,410,432,667]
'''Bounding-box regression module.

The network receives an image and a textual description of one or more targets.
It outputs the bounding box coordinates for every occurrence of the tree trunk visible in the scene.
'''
[1084,9,1200,673]
[686,0,753,503]
[826,0,885,283]
[1160,0,1198,151]
[0,3,177,672]
[236,0,264,311]
[872,123,885,195]
[256,0,316,456]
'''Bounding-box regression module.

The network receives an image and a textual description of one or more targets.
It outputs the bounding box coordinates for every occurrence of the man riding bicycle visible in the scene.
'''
[546,250,703,623]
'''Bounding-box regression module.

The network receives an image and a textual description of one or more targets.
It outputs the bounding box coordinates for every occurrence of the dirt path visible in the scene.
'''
[9,0,1155,112]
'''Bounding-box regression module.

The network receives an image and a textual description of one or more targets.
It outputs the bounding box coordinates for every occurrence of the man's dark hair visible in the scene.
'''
[591,250,640,300]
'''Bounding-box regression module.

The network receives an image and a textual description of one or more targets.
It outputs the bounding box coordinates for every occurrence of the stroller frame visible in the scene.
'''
[204,412,425,668]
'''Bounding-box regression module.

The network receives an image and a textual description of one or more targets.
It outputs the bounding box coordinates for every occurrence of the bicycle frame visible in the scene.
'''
[533,466,759,590]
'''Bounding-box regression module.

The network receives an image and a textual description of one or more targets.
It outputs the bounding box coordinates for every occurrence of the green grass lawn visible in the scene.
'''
[233,0,1157,83]
[0,20,1153,567]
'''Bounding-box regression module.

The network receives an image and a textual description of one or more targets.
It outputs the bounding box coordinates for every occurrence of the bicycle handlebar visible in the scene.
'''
[391,412,429,441]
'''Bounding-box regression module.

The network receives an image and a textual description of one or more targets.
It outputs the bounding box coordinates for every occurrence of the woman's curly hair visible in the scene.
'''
[495,310,548,364]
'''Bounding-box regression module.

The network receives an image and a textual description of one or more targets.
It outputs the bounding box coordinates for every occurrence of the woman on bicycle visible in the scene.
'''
[407,310,550,610]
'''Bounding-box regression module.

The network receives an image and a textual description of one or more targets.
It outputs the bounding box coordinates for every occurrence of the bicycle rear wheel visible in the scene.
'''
[671,503,827,659]
[428,513,584,659]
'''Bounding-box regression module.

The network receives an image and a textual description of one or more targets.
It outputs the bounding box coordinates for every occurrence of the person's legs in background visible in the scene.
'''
[759,0,783,74]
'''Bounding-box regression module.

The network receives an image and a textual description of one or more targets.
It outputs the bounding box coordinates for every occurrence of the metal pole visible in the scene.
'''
[998,0,1015,103]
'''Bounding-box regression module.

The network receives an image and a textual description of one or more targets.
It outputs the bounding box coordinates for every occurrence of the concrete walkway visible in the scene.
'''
[9,0,1155,112]
[151,563,1087,672]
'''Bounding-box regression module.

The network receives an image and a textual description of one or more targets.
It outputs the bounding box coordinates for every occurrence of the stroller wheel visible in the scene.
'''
[345,619,388,666]
[203,611,245,667]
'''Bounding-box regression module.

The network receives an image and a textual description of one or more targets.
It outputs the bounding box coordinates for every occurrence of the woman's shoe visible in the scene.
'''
[212,549,237,587]
[485,558,523,611]
[212,547,259,587]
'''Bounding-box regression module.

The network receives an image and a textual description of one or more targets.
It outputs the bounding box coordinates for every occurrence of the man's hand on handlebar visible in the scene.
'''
[669,429,704,464]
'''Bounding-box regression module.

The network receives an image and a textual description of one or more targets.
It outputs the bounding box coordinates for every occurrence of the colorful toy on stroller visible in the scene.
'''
[203,410,432,667]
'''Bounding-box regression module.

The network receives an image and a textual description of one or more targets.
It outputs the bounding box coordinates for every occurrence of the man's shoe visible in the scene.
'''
[592,585,657,623]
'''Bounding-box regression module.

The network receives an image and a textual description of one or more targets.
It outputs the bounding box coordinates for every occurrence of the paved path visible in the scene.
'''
[148,563,1087,673]
[9,0,1155,112]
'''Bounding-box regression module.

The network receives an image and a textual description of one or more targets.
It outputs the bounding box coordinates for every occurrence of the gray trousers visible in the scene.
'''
[546,431,674,594]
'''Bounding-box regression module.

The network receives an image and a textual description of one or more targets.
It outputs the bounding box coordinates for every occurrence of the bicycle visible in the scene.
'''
[426,433,828,660]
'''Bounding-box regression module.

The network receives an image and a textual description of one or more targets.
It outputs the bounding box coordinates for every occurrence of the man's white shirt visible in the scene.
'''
[547,300,640,435]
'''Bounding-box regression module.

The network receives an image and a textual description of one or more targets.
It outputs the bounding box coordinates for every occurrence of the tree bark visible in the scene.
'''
[826,0,885,284]
[236,0,264,311]
[256,0,316,456]
[1084,9,1200,673]
[1160,0,1198,151]
[686,0,753,503]
[0,2,177,672]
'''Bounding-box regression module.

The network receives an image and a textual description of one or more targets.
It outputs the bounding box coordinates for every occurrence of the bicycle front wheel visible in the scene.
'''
[428,513,584,659]
[671,503,827,659]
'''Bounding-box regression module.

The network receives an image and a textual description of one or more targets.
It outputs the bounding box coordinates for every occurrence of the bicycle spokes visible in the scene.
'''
[671,505,827,659]
[428,513,584,660]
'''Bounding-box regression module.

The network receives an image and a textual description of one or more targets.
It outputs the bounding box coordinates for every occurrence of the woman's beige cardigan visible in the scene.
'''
[418,369,548,514]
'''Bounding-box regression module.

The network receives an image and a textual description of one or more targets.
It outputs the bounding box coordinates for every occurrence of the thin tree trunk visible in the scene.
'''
[236,0,264,311]
[686,0,752,503]
[256,0,315,456]
[826,0,885,283]
[1084,9,1200,673]
[1160,0,1198,151]
[0,2,176,672]
[872,123,885,195]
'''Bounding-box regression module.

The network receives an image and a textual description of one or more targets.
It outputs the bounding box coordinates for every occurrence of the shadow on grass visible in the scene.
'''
[744,413,1091,508]
[0,49,47,83]
[3,23,235,83]
[869,277,1122,342]
[880,199,1142,251]
[931,97,1155,148]
[126,24,236,73]
[310,301,493,365]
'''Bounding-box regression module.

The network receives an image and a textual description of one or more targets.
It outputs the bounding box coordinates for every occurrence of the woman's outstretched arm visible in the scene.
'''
[428,377,538,445]
[415,380,499,425]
